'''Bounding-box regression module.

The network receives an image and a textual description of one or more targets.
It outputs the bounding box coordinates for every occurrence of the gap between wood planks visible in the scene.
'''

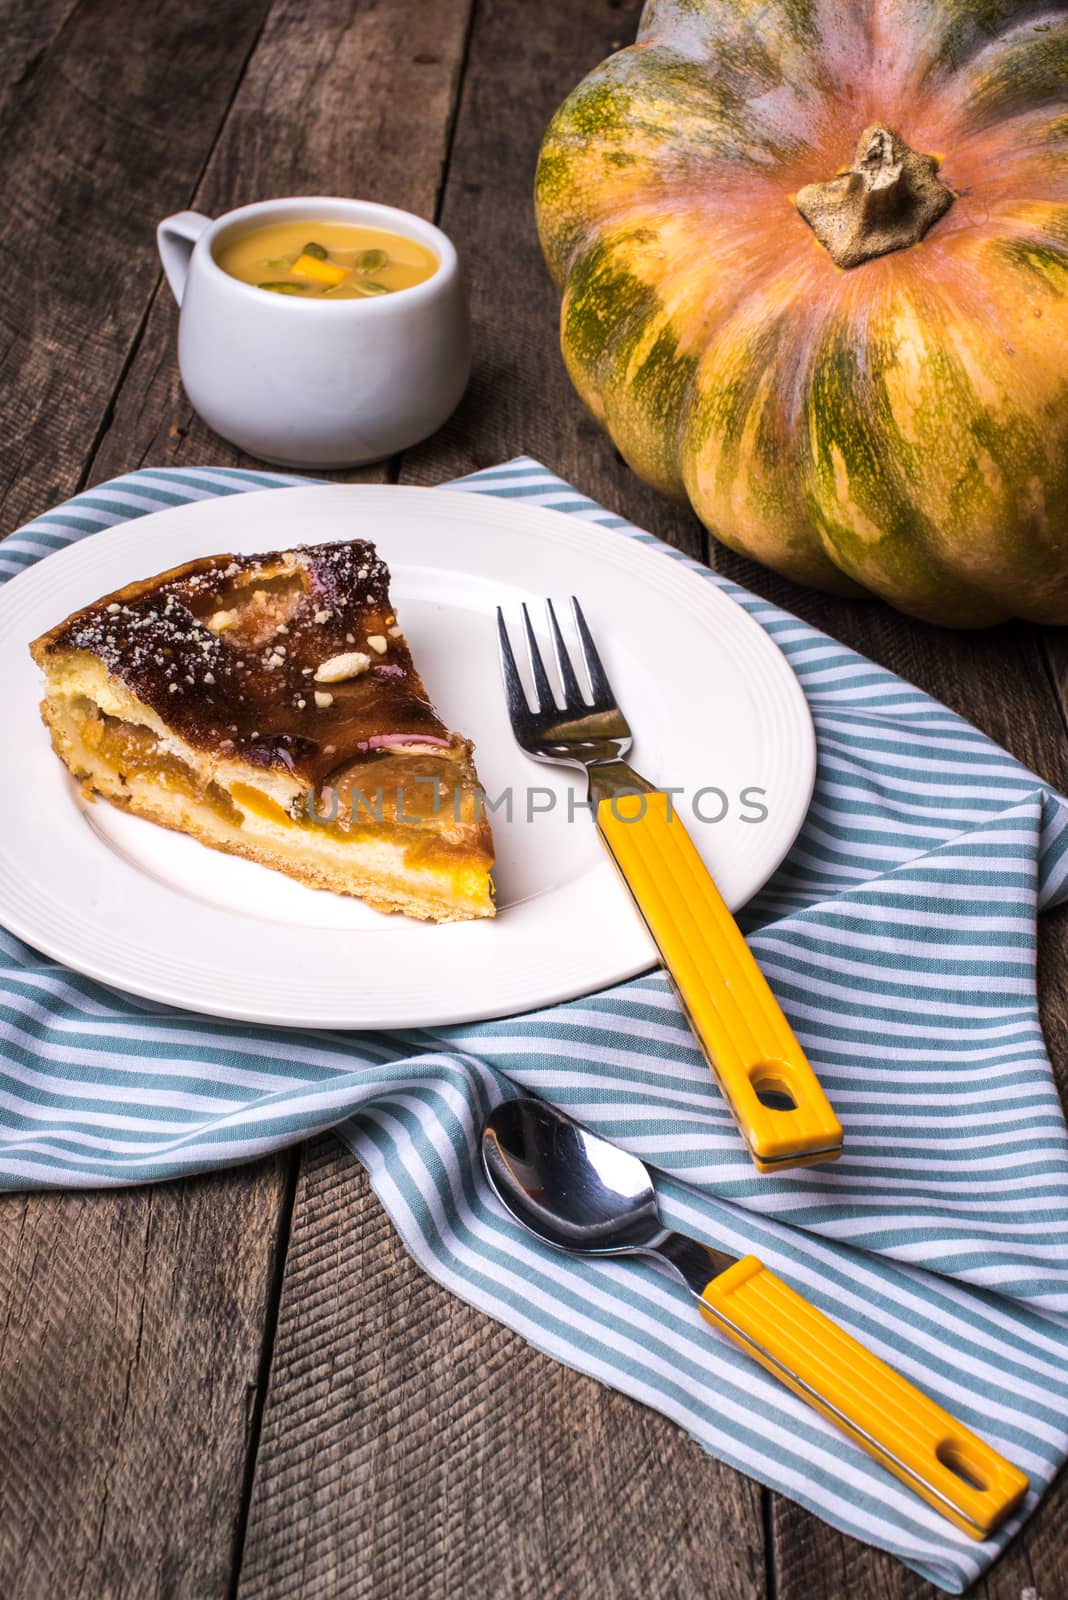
[227,1154,301,1600]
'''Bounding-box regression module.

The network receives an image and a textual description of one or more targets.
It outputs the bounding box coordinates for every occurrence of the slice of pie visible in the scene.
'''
[30,539,495,922]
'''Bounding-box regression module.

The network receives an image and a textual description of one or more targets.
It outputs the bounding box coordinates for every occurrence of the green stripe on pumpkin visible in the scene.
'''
[920,1,1062,77]
[561,236,699,491]
[803,297,1068,624]
[682,306,868,594]
[958,22,1068,128]
[537,42,810,281]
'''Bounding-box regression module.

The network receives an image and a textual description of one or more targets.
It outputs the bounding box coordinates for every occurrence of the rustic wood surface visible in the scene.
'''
[0,1,1064,1596]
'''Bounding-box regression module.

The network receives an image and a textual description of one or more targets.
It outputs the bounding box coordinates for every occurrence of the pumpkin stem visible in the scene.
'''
[795,125,954,269]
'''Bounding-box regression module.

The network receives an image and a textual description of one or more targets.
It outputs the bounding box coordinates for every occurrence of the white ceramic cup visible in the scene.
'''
[156,196,471,468]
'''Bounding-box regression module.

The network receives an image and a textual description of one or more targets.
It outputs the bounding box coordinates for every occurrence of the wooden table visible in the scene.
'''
[1,2,1066,1595]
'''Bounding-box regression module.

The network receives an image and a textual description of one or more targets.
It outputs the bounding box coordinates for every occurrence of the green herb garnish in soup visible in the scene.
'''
[354,248,388,273]
[216,222,437,299]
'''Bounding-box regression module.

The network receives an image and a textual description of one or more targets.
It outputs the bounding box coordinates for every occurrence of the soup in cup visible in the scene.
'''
[156,197,471,468]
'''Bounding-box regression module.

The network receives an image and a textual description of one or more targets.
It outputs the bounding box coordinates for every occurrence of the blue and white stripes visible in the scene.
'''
[2,459,1067,1593]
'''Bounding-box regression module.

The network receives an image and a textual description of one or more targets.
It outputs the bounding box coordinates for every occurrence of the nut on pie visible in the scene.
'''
[30,540,495,922]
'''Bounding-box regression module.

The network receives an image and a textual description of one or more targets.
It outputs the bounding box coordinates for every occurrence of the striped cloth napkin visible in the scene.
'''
[3,458,1068,1593]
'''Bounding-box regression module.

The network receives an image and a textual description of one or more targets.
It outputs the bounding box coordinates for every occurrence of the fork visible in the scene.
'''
[497,598,843,1173]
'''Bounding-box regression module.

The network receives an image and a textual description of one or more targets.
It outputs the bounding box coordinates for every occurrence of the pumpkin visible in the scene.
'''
[535,0,1068,627]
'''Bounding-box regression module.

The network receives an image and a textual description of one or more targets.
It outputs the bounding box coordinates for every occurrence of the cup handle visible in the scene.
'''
[156,211,212,306]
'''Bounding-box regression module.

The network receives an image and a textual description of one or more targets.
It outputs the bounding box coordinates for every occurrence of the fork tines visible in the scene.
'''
[496,597,616,719]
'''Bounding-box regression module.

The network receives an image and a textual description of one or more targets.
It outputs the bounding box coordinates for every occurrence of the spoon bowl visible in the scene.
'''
[482,1097,663,1254]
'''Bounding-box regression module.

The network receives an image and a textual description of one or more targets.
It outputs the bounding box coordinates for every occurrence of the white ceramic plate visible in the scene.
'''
[0,485,815,1027]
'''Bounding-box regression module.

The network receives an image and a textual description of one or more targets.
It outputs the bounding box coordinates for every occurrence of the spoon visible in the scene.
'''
[482,1097,1028,1540]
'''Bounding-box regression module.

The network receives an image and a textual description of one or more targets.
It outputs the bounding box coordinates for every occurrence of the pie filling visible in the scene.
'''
[42,691,493,921]
[82,706,243,824]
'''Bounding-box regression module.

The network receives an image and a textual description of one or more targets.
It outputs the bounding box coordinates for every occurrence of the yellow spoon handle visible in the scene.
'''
[698,1256,1029,1539]
[596,791,842,1171]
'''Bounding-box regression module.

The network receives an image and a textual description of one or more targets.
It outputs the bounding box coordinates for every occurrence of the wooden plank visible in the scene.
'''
[771,885,1068,1600]
[237,3,763,1596]
[237,1138,767,1600]
[395,0,1068,1582]
[0,2,484,1596]
[0,0,274,533]
[0,0,477,1591]
[705,467,1068,1596]
[0,3,309,1597]
[709,423,1068,1600]
[0,1157,293,1600]
[1038,632,1068,785]
[397,4,1068,1587]
[88,0,476,485]
[0,0,84,132]
[396,0,707,561]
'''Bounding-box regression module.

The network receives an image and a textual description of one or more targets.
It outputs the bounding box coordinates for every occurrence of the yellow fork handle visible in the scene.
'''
[596,791,842,1171]
[699,1257,1029,1539]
